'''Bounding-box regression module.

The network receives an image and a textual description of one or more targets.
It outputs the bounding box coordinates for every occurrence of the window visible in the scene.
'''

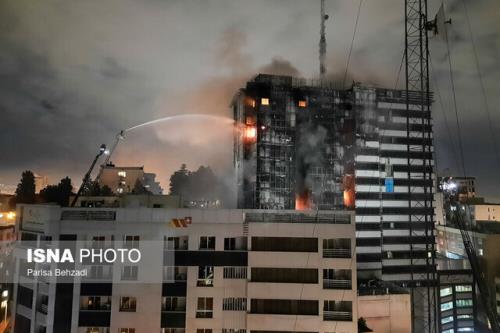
[200,236,215,250]
[223,267,247,279]
[85,328,109,333]
[440,287,452,297]
[197,330,212,333]
[162,297,186,312]
[456,299,472,307]
[165,236,188,250]
[457,314,473,320]
[251,237,318,252]
[455,285,472,292]
[298,100,307,107]
[251,299,318,316]
[119,297,136,312]
[323,269,352,289]
[224,237,238,250]
[457,329,473,332]
[161,329,185,333]
[261,98,269,105]
[322,239,351,258]
[197,266,214,287]
[440,301,453,311]
[441,316,453,324]
[89,266,104,279]
[91,236,106,248]
[196,297,213,318]
[222,330,245,333]
[251,267,318,284]
[118,171,127,177]
[442,330,454,333]
[223,298,246,311]
[121,266,138,281]
[163,266,187,281]
[123,235,139,248]
[80,296,111,311]
[119,329,135,333]
[323,300,353,321]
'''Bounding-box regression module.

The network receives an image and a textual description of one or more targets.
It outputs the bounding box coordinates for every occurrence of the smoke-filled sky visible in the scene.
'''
[1,0,499,200]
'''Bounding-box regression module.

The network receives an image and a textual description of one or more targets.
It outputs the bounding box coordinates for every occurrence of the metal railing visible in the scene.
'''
[245,212,351,225]
[61,210,116,221]
[323,279,352,290]
[322,248,351,258]
[323,310,353,321]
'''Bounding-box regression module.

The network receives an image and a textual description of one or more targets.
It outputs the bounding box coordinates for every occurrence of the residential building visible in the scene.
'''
[12,205,357,333]
[97,165,163,195]
[34,174,49,194]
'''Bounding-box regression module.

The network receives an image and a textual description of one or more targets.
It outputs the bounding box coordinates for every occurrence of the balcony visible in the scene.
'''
[323,310,353,321]
[323,248,351,258]
[323,279,352,290]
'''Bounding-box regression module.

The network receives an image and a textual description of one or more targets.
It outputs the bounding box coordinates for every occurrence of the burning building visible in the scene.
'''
[233,74,435,285]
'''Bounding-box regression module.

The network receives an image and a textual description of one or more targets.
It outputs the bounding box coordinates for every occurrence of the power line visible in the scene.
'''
[342,0,363,89]
[460,0,500,169]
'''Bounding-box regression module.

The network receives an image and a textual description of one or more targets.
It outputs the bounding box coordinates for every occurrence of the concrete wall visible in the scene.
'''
[358,294,411,333]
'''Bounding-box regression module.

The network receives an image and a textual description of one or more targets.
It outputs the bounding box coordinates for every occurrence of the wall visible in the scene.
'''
[358,294,411,333]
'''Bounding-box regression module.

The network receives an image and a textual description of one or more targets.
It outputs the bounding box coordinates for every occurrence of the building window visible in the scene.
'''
[457,314,473,319]
[91,236,106,248]
[196,297,213,318]
[323,269,352,289]
[442,330,454,333]
[163,266,187,282]
[164,236,188,250]
[162,297,186,312]
[455,285,472,292]
[440,301,453,311]
[80,296,111,311]
[121,266,138,281]
[222,330,245,333]
[119,329,135,333]
[197,330,212,333]
[223,267,247,279]
[440,287,452,297]
[298,100,307,107]
[456,299,472,307]
[161,330,185,333]
[85,328,109,333]
[322,239,351,258]
[441,316,453,324]
[123,235,139,248]
[119,297,137,312]
[197,266,214,287]
[457,329,473,332]
[323,300,353,321]
[200,236,216,250]
[251,299,318,316]
[222,298,246,311]
[261,98,269,105]
[118,171,127,177]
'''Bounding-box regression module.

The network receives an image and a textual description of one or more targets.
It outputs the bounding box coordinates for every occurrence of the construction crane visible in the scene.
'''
[319,0,328,80]
[70,144,107,207]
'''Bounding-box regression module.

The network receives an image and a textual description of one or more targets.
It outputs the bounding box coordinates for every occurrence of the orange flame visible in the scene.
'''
[295,190,311,210]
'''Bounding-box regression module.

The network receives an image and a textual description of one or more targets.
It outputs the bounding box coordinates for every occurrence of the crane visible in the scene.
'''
[319,0,328,80]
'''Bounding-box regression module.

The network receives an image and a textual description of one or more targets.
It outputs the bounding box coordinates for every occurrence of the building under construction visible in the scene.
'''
[233,73,435,286]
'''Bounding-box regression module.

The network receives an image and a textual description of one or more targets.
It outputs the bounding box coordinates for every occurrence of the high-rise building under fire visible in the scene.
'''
[233,74,435,285]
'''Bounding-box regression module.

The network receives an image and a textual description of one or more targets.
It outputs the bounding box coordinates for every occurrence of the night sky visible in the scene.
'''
[1,0,499,200]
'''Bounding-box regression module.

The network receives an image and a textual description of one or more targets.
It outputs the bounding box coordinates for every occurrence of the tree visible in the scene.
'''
[100,185,113,196]
[358,317,373,333]
[40,177,74,206]
[169,164,190,197]
[131,179,150,195]
[12,170,36,206]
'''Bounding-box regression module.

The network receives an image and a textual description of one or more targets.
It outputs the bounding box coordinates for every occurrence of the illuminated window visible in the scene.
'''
[455,285,472,292]
[298,100,307,107]
[118,171,127,177]
[441,316,453,324]
[440,301,453,311]
[119,329,135,333]
[456,299,472,307]
[119,297,137,312]
[440,287,452,297]
[261,98,269,105]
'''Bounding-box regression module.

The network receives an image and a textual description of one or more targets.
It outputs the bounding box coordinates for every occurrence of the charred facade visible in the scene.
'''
[233,74,436,286]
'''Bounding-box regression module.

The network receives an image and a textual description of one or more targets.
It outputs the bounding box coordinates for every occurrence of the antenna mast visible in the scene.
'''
[319,0,328,80]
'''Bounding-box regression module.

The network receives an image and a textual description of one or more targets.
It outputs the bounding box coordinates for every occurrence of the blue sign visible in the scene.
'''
[385,178,394,193]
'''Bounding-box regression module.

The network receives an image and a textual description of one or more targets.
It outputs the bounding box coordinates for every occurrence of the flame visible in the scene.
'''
[244,126,257,142]
[343,174,355,208]
[295,190,311,210]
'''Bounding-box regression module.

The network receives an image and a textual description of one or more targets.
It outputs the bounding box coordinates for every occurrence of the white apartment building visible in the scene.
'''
[12,205,357,333]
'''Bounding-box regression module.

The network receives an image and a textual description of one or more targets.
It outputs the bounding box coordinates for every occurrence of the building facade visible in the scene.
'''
[12,205,357,333]
[233,74,436,285]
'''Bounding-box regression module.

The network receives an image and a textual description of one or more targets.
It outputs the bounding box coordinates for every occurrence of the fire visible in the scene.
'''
[295,190,312,210]
[343,174,355,208]
[244,126,257,141]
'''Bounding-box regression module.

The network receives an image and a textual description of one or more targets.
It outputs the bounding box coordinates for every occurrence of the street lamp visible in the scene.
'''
[1,289,8,323]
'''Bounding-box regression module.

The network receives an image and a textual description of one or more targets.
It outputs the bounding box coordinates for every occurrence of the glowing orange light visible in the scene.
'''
[244,126,257,141]
[6,211,16,220]
[343,174,355,208]
[298,100,307,107]
[245,98,256,108]
[295,190,311,211]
